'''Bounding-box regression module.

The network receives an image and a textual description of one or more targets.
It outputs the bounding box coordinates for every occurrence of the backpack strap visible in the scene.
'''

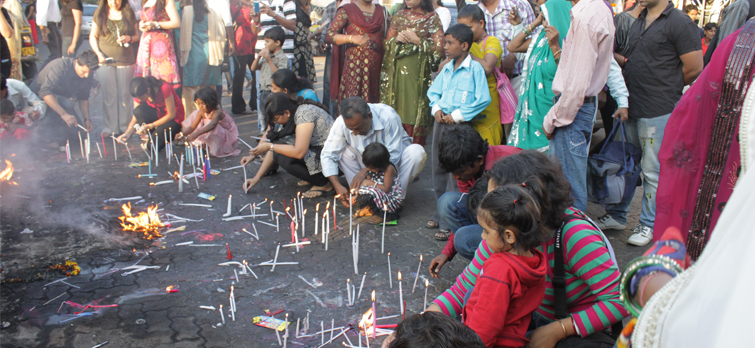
[552,215,572,320]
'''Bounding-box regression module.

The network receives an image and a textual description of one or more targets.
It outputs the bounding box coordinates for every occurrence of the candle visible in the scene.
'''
[223,195,232,217]
[320,321,324,345]
[349,189,354,235]
[112,133,117,161]
[424,279,429,312]
[315,203,320,235]
[388,253,393,288]
[412,255,423,293]
[243,166,248,191]
[124,138,132,161]
[95,141,102,158]
[321,213,326,243]
[86,133,90,163]
[371,290,377,339]
[381,204,387,254]
[296,318,300,338]
[325,211,330,251]
[275,313,282,346]
[276,213,280,232]
[178,155,184,192]
[357,272,366,300]
[285,313,289,338]
[296,191,301,220]
[333,195,339,230]
[269,200,274,220]
[219,304,225,325]
[271,243,281,272]
[101,133,107,157]
[66,140,70,163]
[78,132,84,158]
[286,207,292,220]
[293,197,297,222]
[230,298,235,321]
[291,219,299,252]
[252,203,256,219]
[398,271,403,316]
[163,129,167,160]
[302,209,307,237]
[330,319,334,341]
[347,279,352,306]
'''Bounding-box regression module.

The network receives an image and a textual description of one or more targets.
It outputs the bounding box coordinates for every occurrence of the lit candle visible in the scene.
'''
[302,209,307,237]
[78,132,84,158]
[349,189,354,236]
[371,290,377,339]
[291,219,299,252]
[269,200,274,221]
[271,243,281,272]
[252,203,256,219]
[276,213,280,232]
[381,204,387,254]
[66,140,70,163]
[315,203,320,235]
[325,211,330,251]
[219,304,225,325]
[293,197,297,222]
[297,191,302,220]
[398,271,403,316]
[285,313,289,340]
[321,212,326,243]
[412,255,423,293]
[424,279,429,312]
[388,253,393,288]
[86,133,90,163]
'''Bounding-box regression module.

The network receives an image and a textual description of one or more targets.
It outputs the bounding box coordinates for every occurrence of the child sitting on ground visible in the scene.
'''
[0,99,32,141]
[354,142,403,224]
[463,179,550,348]
[175,87,240,158]
[380,311,485,348]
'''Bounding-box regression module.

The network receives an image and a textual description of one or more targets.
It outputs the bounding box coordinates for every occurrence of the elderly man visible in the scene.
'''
[320,97,427,203]
[0,74,46,120]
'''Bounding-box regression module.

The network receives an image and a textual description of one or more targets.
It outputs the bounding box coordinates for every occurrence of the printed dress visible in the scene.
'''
[135,6,181,86]
[356,169,403,215]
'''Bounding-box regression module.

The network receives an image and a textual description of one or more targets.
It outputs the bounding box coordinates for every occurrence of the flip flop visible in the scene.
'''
[302,189,334,199]
[297,180,311,187]
[434,229,450,241]
[426,219,440,229]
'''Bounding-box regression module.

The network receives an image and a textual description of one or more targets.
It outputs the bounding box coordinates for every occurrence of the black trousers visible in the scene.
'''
[232,54,257,113]
[133,104,182,152]
[37,94,81,145]
[273,151,329,186]
[43,22,63,67]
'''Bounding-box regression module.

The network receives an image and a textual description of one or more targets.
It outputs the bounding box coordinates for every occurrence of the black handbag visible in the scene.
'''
[553,215,622,348]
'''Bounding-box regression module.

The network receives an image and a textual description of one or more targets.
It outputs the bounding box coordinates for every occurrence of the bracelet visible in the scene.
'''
[269,143,275,153]
[553,49,562,57]
[558,320,567,339]
[349,35,353,44]
[619,255,684,317]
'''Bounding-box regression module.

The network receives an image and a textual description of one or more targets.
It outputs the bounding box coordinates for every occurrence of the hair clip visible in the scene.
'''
[522,182,527,187]
[513,199,518,204]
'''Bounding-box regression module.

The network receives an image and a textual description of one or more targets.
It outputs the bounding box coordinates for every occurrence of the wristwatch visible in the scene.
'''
[269,144,275,153]
[155,22,162,30]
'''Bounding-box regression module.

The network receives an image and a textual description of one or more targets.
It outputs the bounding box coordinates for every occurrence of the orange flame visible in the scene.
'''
[0,160,17,185]
[119,203,164,240]
[358,306,376,336]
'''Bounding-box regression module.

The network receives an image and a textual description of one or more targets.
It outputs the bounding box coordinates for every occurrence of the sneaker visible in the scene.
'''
[627,224,653,246]
[595,214,626,231]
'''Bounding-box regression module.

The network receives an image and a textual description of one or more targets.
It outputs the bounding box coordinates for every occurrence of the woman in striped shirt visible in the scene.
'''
[427,150,627,347]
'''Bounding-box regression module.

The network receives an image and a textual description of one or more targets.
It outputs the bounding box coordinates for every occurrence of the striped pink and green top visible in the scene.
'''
[432,208,628,337]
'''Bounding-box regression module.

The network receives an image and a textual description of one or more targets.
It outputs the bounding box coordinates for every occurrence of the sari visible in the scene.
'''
[3,0,24,80]
[507,0,572,152]
[654,22,755,260]
[293,5,316,82]
[326,3,387,104]
[379,9,443,145]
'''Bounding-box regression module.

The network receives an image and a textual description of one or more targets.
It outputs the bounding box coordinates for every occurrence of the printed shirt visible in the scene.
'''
[543,0,614,134]
[255,0,297,59]
[428,54,491,123]
[320,103,413,178]
[476,0,535,75]
[259,49,289,91]
[6,78,47,118]
[232,4,257,56]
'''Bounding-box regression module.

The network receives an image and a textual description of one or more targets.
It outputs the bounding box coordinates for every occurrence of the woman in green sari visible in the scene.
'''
[506,0,572,152]
[379,0,444,146]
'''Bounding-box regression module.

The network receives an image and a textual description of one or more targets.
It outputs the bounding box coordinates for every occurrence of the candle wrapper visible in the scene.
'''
[253,316,288,331]
[380,220,399,226]
[197,193,216,201]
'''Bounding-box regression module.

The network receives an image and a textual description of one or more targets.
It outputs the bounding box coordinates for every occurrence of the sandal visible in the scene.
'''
[302,188,334,198]
[426,219,440,229]
[434,229,450,241]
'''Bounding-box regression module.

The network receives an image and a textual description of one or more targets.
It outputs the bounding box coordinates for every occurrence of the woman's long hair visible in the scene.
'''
[95,0,138,37]
[272,69,315,95]
[193,0,208,22]
[130,76,165,100]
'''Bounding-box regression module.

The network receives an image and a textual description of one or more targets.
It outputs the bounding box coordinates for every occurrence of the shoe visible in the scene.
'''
[627,224,653,246]
[595,214,626,231]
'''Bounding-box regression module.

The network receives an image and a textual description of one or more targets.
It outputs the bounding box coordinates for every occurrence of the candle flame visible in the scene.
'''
[425,279,429,287]
[398,271,402,281]
[119,203,164,240]
[350,188,355,194]
[371,290,375,301]
[326,201,331,210]
[388,252,390,256]
[243,260,248,265]
[335,194,341,199]
[383,203,387,210]
[0,160,17,185]
[303,209,307,215]
[420,254,423,262]
[316,203,320,210]
[286,207,290,211]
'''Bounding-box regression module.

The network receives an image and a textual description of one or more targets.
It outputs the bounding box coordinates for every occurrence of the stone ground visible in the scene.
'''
[0,45,647,348]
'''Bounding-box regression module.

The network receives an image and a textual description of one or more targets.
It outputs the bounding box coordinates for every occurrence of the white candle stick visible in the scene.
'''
[178,155,184,192]
[230,295,235,321]
[424,279,429,312]
[276,213,280,232]
[223,195,232,217]
[330,319,335,341]
[347,279,352,306]
[320,321,324,346]
[388,253,393,288]
[398,271,404,316]
[296,318,301,338]
[325,211,330,251]
[252,203,256,219]
[270,200,274,221]
[357,272,366,300]
[275,314,282,346]
[349,189,353,235]
[285,313,289,345]
[381,204,387,253]
[302,209,307,237]
[79,132,84,158]
[96,141,102,158]
[233,269,239,283]
[112,133,117,161]
[219,304,225,325]
[315,203,319,235]
[412,255,423,293]
[270,243,281,272]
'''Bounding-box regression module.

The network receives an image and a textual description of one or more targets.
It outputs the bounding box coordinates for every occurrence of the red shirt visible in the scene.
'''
[463,250,547,348]
[232,4,257,56]
[135,82,185,124]
[457,145,523,193]
[701,37,709,55]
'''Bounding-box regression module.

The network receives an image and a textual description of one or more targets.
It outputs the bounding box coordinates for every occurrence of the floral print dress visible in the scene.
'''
[357,168,403,214]
[135,6,181,86]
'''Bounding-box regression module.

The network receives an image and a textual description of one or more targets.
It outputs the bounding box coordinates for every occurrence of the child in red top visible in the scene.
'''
[462,179,550,348]
[0,99,32,141]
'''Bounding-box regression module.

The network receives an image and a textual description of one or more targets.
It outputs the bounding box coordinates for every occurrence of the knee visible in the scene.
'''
[437,192,463,215]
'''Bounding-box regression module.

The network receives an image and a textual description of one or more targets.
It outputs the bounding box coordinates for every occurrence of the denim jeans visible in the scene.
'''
[549,100,597,212]
[438,191,482,260]
[604,113,670,228]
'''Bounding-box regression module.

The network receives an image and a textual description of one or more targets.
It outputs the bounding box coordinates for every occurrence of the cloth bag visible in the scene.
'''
[587,120,642,205]
[483,37,518,124]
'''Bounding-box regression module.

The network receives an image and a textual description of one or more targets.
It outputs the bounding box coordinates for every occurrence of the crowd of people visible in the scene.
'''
[1,0,754,346]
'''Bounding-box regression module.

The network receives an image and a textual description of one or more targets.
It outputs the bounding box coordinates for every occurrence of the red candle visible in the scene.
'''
[290,220,296,243]
[101,133,107,156]
[226,243,233,260]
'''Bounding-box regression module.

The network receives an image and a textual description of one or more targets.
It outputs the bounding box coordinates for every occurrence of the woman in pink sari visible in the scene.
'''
[177,87,240,158]
[654,22,755,260]
[135,0,181,87]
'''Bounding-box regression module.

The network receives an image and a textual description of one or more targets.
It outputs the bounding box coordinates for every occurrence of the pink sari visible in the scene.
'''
[654,25,755,259]
[182,109,241,158]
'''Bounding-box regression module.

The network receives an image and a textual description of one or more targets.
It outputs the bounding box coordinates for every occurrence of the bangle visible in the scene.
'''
[553,49,562,57]
[349,35,353,44]
[619,255,684,317]
[558,320,567,339]
[269,143,275,153]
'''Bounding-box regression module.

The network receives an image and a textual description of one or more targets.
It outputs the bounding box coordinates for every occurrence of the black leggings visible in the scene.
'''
[273,152,329,187]
[133,104,182,152]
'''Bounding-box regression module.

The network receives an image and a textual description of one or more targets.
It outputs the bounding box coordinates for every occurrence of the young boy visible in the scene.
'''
[0,99,32,141]
[251,26,288,132]
[430,125,521,270]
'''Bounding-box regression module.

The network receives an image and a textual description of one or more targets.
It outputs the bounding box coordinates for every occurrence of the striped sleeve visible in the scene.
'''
[562,221,628,336]
[283,0,296,18]
[432,240,492,318]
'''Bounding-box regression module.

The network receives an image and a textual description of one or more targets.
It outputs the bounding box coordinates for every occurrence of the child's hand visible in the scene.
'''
[429,254,449,278]
[186,133,199,143]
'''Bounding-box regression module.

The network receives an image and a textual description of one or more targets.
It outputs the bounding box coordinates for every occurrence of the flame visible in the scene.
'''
[358,306,376,337]
[316,203,320,211]
[165,285,179,293]
[326,201,331,210]
[420,255,423,262]
[398,271,402,281]
[303,209,307,215]
[119,203,164,240]
[425,279,429,287]
[0,160,17,185]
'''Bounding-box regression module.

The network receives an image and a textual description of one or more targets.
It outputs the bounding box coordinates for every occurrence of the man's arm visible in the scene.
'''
[36,0,50,27]
[79,99,91,131]
[43,94,76,126]
[681,50,703,85]
[18,81,48,116]
[674,19,704,85]
[606,58,629,120]
[450,64,492,123]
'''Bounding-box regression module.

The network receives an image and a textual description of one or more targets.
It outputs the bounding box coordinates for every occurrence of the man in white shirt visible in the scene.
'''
[207,0,234,97]
[36,0,63,66]
[0,75,47,120]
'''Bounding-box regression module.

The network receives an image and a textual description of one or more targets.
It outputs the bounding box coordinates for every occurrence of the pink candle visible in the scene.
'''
[371,291,377,339]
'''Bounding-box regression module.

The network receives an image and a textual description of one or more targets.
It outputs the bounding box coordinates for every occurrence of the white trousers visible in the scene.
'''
[339,144,427,199]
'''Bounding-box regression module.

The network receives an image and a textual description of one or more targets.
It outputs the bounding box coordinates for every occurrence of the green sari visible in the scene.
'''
[507,0,572,152]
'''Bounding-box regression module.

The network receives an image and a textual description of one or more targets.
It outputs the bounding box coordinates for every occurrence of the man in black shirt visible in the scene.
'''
[594,0,703,247]
[32,50,98,146]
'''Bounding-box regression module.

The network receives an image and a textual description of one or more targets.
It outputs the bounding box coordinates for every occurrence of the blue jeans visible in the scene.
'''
[604,113,670,228]
[438,192,483,260]
[549,100,597,212]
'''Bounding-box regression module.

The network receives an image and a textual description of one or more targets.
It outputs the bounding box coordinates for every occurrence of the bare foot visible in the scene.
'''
[302,182,334,198]
[243,178,260,193]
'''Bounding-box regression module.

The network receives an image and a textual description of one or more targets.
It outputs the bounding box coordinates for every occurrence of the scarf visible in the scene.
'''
[180,6,226,67]
[267,109,298,144]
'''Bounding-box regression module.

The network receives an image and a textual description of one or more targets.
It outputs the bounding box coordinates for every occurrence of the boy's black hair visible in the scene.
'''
[272,69,314,93]
[445,24,474,49]
[466,174,489,217]
[389,312,486,348]
[683,4,698,13]
[457,5,486,27]
[704,22,718,31]
[0,98,14,116]
[438,124,488,173]
[362,142,391,171]
[194,86,220,111]
[264,26,286,46]
[77,50,100,71]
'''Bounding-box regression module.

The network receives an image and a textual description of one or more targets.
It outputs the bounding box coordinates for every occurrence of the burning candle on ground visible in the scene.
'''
[372,291,377,339]
[314,203,320,235]
[349,189,354,235]
[412,255,423,293]
[276,213,280,232]
[78,132,84,158]
[381,204,387,253]
[284,313,289,347]
[112,133,117,161]
[424,279,429,311]
[398,271,404,316]
[388,253,393,288]
[347,279,352,306]
[219,304,225,325]
[333,195,339,230]
[302,209,307,237]
[325,211,330,251]
[66,140,70,163]
[321,212,326,243]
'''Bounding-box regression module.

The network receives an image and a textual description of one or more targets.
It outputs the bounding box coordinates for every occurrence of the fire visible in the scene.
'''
[358,306,376,337]
[165,285,179,293]
[119,203,164,240]
[0,160,17,185]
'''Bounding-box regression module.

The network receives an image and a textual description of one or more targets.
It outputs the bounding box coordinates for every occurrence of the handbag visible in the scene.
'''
[483,37,518,124]
[553,215,622,348]
[586,120,642,205]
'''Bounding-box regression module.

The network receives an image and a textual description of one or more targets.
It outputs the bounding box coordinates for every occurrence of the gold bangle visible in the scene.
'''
[349,35,353,44]
[558,319,567,339]
[553,49,562,57]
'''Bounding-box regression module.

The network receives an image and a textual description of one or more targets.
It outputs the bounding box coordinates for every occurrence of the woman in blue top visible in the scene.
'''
[271,69,320,102]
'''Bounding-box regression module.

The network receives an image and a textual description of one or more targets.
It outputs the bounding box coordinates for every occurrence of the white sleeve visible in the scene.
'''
[606,58,629,109]
[37,0,50,27]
